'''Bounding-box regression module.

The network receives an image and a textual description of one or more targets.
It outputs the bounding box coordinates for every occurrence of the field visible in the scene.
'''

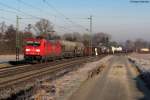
[129,53,150,71]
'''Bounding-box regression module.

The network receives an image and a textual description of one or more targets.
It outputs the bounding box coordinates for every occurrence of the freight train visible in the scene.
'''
[23,35,129,62]
[24,36,86,62]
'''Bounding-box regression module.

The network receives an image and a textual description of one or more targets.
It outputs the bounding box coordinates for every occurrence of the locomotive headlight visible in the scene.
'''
[36,49,40,52]
[25,49,30,52]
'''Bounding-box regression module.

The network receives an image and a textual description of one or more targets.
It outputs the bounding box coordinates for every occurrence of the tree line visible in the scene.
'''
[125,39,150,51]
[0,19,111,55]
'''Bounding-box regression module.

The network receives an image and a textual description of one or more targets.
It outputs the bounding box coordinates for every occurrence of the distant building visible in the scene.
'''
[138,48,150,53]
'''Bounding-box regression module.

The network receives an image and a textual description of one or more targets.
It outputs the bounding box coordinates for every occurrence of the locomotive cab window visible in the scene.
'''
[26,41,41,46]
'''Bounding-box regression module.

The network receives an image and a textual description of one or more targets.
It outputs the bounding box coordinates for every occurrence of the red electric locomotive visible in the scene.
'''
[24,37,62,62]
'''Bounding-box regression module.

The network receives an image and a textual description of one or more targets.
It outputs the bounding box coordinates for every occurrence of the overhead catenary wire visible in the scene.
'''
[0,1,87,33]
[0,16,35,32]
[0,16,16,23]
[0,8,24,16]
[17,0,43,12]
[0,8,35,26]
[55,25,74,33]
[42,0,89,33]
[16,0,75,33]
[0,1,42,19]
[16,0,56,17]
[0,1,49,32]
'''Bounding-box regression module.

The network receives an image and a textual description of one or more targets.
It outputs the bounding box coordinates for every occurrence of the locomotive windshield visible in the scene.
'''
[26,41,40,46]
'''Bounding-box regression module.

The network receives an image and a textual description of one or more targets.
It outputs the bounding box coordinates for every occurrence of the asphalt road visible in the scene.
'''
[69,55,150,100]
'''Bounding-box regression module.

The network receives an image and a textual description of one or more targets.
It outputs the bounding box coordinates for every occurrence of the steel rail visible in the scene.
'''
[0,56,98,88]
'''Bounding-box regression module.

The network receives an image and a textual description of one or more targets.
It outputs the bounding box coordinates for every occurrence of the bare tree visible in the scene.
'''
[134,38,149,49]
[62,33,74,41]
[72,32,82,42]
[3,25,16,53]
[125,40,135,50]
[0,21,7,34]
[92,32,111,47]
[62,32,82,42]
[24,24,32,32]
[0,33,2,39]
[82,34,91,46]
[109,41,118,47]
[24,24,33,38]
[5,25,16,41]
[35,19,54,34]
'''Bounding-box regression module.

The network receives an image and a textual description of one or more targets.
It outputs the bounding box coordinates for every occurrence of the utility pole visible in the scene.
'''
[88,15,93,56]
[16,16,21,62]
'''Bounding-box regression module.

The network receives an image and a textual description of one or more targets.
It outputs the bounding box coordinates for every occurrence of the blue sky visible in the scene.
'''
[0,0,150,41]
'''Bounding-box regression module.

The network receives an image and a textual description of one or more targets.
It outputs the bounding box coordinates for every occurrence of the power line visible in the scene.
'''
[17,0,42,11]
[0,1,41,19]
[0,16,16,23]
[16,0,86,33]
[55,27,70,33]
[16,0,55,17]
[0,8,22,15]
[43,0,89,32]
[0,1,83,33]
[0,2,71,35]
[42,0,78,32]
[55,25,74,33]
[0,1,46,31]
[16,0,76,33]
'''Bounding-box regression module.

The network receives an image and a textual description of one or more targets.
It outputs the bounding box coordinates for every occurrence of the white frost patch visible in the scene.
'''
[0,55,23,63]
[129,53,150,71]
[34,56,112,100]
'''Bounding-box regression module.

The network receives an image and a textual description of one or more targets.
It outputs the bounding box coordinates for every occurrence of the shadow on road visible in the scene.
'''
[135,74,150,100]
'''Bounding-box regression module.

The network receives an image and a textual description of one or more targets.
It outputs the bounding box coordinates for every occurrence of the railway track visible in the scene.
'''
[0,57,87,78]
[0,56,104,89]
